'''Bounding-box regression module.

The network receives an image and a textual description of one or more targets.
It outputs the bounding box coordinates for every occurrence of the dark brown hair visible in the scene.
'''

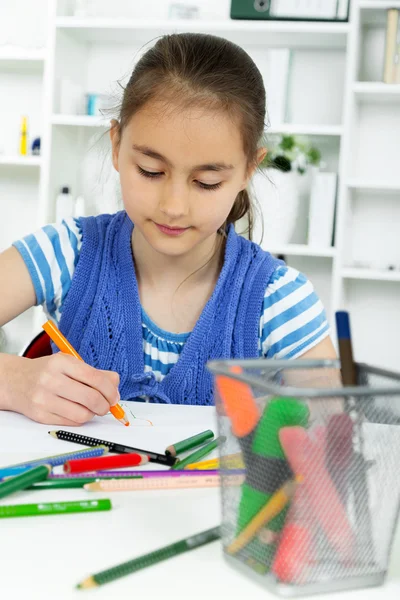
[113,33,266,239]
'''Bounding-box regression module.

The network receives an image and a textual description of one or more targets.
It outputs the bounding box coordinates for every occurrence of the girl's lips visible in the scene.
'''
[154,223,190,236]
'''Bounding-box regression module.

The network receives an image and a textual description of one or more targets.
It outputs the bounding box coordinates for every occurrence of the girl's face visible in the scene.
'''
[111,100,260,257]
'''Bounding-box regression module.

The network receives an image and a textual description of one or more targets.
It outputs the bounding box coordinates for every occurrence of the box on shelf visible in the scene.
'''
[307,171,337,248]
[230,0,349,22]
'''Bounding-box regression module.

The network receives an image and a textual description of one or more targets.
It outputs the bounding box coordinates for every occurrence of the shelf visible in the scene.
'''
[55,18,349,48]
[0,48,45,71]
[267,124,343,136]
[342,268,400,282]
[51,114,109,127]
[0,155,41,167]
[353,82,400,104]
[347,179,400,192]
[268,244,336,258]
[52,115,343,137]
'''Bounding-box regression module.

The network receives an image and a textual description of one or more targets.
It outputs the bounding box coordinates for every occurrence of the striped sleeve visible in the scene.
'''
[12,218,82,322]
[260,265,330,359]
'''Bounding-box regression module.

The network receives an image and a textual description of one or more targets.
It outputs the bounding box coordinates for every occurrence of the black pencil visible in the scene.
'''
[49,431,176,467]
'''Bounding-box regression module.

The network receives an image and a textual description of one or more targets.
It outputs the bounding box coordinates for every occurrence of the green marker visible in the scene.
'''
[165,430,214,457]
[0,464,51,500]
[236,397,309,569]
[171,436,225,470]
[0,499,112,518]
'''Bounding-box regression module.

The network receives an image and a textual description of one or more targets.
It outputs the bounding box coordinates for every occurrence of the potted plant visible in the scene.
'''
[250,134,322,247]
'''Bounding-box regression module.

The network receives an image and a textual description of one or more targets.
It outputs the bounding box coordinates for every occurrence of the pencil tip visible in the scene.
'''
[48,431,57,438]
[76,577,97,589]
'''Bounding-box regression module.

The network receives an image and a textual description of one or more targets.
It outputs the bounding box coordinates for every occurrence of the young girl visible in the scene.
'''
[0,33,335,426]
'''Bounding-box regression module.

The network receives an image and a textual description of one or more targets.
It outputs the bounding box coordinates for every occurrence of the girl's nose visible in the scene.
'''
[159,183,189,219]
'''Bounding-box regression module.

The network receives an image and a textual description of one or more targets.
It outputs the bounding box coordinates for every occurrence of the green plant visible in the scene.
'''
[260,134,322,175]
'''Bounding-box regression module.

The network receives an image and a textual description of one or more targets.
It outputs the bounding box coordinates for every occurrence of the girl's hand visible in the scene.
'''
[9,353,120,426]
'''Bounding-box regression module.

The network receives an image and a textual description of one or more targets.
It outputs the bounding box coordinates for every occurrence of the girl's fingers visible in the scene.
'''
[51,354,120,407]
[38,394,96,425]
[46,372,111,416]
[40,412,83,427]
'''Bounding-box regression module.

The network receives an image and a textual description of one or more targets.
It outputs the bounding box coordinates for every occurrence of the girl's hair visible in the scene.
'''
[114,33,266,239]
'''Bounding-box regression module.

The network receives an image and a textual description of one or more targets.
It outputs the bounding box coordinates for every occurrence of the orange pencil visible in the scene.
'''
[42,320,129,427]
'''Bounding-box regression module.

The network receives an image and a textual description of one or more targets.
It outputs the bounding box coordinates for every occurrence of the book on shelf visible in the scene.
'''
[230,0,349,21]
[307,172,337,249]
[383,9,400,84]
[265,50,291,125]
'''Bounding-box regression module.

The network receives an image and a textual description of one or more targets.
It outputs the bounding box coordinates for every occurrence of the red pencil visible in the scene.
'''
[63,453,149,474]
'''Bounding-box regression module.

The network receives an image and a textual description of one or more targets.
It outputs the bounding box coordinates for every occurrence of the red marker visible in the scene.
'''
[63,453,148,474]
[273,523,312,584]
[279,426,355,562]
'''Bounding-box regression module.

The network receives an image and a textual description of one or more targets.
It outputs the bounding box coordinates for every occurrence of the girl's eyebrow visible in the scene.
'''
[132,144,234,172]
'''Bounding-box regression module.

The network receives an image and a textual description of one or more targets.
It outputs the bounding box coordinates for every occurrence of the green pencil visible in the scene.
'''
[165,430,214,457]
[0,464,51,500]
[0,499,112,518]
[29,476,143,490]
[77,526,220,589]
[171,436,225,470]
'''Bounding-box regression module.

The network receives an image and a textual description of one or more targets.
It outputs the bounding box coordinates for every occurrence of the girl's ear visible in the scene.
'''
[241,147,267,190]
[110,119,121,172]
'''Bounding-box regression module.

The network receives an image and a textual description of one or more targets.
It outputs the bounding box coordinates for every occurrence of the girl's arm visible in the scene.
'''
[0,246,36,326]
[0,247,120,424]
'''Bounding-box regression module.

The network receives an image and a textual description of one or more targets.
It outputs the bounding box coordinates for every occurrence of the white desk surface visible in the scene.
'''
[1,404,399,600]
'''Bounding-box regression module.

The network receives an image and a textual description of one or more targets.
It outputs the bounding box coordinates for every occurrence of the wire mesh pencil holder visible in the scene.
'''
[208,358,400,597]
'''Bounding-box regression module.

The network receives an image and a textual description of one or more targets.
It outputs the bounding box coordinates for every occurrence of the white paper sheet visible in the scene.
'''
[0,403,218,469]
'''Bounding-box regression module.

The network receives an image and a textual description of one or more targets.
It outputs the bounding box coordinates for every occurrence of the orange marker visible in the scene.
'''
[42,320,129,426]
[215,366,260,437]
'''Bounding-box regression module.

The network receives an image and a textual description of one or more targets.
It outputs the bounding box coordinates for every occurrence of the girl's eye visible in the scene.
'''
[138,166,221,191]
[137,166,163,179]
[196,181,222,191]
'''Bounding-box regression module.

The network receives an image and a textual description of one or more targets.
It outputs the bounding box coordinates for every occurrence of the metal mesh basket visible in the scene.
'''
[207,359,400,596]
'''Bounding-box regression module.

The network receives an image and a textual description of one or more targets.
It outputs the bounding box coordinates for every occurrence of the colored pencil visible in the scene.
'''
[171,436,225,470]
[0,465,35,477]
[0,465,51,500]
[226,477,302,554]
[28,476,144,489]
[47,469,236,480]
[42,320,129,426]
[0,446,109,477]
[84,472,244,492]
[48,430,176,467]
[64,452,148,474]
[76,526,220,589]
[165,430,214,457]
[0,499,111,518]
[184,453,244,470]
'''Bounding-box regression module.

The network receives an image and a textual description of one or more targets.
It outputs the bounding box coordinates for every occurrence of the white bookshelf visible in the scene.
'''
[51,114,107,127]
[342,268,400,282]
[353,82,400,103]
[0,155,41,167]
[55,17,350,48]
[268,124,343,136]
[347,179,400,192]
[269,244,337,258]
[1,0,399,371]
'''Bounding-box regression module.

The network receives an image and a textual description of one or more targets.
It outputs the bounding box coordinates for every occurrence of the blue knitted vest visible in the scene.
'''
[57,211,282,405]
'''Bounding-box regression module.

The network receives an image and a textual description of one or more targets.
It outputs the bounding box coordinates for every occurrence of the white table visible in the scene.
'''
[1,405,399,600]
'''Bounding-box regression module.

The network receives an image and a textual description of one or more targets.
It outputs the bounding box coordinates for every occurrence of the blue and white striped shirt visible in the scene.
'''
[13,217,330,381]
